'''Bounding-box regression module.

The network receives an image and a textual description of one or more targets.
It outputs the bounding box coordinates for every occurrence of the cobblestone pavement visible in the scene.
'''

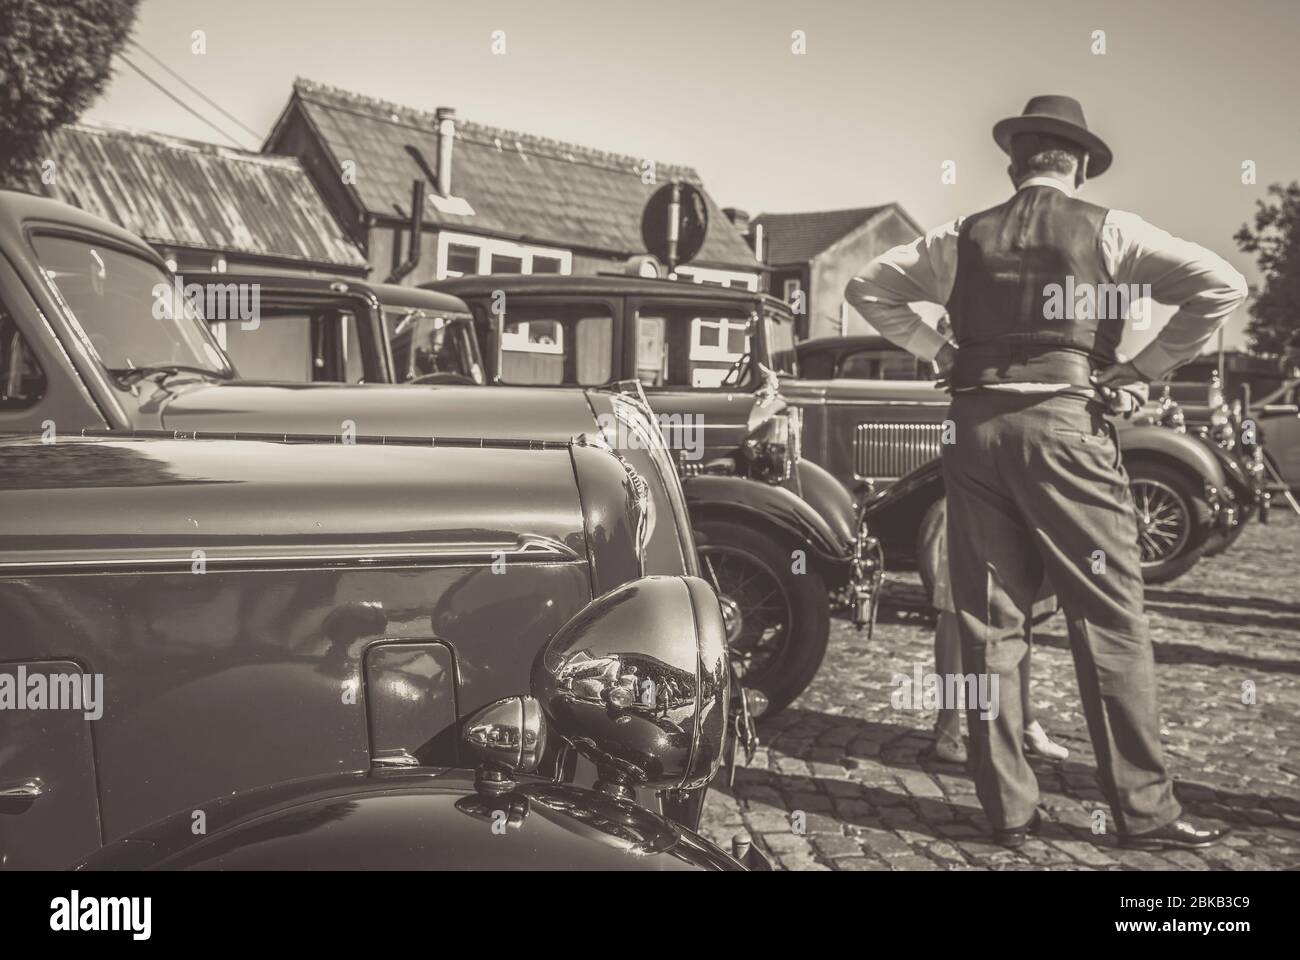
[701,511,1300,871]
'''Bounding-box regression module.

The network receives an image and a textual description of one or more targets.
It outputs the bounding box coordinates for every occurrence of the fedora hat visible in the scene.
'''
[992,95,1112,178]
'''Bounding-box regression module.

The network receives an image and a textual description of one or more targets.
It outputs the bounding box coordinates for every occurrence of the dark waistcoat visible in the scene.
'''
[947,185,1121,389]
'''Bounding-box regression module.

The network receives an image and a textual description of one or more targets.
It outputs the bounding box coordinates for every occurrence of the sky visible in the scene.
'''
[84,0,1300,353]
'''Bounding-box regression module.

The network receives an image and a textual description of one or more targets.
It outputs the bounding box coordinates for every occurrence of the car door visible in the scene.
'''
[0,659,103,869]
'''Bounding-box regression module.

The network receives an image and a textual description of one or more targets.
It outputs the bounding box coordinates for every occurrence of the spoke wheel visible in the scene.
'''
[1126,462,1213,584]
[1131,477,1191,565]
[699,544,791,682]
[694,519,830,715]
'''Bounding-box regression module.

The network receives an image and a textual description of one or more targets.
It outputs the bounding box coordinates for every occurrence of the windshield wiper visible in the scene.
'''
[110,364,227,387]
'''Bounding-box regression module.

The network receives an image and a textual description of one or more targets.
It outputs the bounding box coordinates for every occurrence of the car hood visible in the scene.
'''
[780,377,949,404]
[77,770,741,871]
[153,380,598,442]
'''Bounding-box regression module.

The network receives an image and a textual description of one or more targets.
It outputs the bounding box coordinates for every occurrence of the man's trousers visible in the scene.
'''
[941,389,1181,835]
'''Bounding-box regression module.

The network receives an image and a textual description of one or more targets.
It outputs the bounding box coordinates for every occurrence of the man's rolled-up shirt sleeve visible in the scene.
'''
[844,220,960,363]
[1106,211,1250,380]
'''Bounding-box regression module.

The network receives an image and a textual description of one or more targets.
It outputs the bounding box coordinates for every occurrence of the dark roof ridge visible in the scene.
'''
[292,77,701,180]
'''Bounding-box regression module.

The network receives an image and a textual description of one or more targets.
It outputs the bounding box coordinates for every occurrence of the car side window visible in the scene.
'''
[218,309,368,383]
[0,301,46,410]
[838,349,934,381]
[636,304,751,389]
[498,304,613,386]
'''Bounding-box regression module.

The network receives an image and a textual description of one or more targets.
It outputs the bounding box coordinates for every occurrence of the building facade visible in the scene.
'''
[753,205,923,340]
[264,79,761,289]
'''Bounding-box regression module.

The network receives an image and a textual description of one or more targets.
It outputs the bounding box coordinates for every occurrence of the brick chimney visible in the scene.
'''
[435,107,456,197]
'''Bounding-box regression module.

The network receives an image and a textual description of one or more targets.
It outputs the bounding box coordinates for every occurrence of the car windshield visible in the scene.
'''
[31,234,231,378]
[765,309,798,376]
[384,309,484,383]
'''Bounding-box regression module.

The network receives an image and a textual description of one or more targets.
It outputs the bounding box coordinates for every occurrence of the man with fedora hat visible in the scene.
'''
[846,95,1246,849]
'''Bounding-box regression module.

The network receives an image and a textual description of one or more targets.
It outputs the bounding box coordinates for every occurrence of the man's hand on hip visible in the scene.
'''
[934,341,958,384]
[1092,360,1147,389]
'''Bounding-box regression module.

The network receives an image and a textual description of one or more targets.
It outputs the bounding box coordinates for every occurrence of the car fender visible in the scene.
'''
[859,458,946,569]
[795,458,858,548]
[1118,423,1229,489]
[683,474,850,568]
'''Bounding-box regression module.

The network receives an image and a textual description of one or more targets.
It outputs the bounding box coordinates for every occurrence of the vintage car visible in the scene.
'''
[0,190,736,825]
[0,432,762,870]
[237,272,873,714]
[789,335,1268,584]
[1157,368,1299,499]
[199,270,876,713]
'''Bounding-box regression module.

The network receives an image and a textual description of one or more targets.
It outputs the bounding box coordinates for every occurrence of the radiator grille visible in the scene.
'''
[854,422,945,479]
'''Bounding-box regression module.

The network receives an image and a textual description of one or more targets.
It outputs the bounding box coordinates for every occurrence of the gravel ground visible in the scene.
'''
[701,510,1300,870]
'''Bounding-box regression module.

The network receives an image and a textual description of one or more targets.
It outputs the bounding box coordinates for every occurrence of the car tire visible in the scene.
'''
[1126,461,1212,584]
[695,519,829,715]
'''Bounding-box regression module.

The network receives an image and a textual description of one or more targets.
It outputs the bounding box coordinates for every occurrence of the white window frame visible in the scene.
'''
[690,315,750,363]
[783,278,802,301]
[435,231,572,279]
[674,265,759,291]
[501,319,564,356]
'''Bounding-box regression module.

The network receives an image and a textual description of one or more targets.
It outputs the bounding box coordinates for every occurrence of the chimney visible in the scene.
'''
[722,207,750,234]
[435,107,456,197]
[723,207,762,260]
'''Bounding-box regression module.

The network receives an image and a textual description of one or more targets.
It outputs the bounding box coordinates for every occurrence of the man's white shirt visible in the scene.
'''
[844,177,1250,389]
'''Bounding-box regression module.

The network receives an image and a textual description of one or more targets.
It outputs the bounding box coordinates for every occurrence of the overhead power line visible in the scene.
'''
[114,53,251,150]
[126,39,263,144]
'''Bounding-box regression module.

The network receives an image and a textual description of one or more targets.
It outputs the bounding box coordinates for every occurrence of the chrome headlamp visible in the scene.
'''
[743,409,799,484]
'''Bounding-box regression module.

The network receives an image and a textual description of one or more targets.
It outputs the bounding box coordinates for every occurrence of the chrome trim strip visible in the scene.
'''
[0,535,581,575]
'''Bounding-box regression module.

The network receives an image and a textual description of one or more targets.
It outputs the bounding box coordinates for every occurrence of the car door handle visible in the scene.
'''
[0,778,44,812]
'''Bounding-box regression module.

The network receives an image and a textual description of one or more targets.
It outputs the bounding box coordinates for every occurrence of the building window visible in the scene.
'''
[783,278,802,301]
[673,265,759,291]
[436,231,571,279]
[445,243,479,278]
[692,316,750,362]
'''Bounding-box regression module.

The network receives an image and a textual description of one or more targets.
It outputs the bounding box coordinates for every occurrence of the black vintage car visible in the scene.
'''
[789,335,1269,583]
[427,275,879,712]
[0,190,739,849]
[0,432,758,870]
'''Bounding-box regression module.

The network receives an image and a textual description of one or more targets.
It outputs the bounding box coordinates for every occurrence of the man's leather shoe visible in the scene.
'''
[993,810,1043,849]
[1120,818,1230,851]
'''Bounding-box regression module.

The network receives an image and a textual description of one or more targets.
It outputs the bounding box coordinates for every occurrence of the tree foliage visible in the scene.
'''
[0,0,140,185]
[1234,181,1300,361]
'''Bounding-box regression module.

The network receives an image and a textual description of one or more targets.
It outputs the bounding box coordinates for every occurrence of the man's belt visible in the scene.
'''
[950,343,1107,391]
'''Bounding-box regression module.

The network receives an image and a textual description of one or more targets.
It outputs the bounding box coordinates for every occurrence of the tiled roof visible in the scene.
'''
[755,206,907,266]
[34,123,368,269]
[275,78,758,269]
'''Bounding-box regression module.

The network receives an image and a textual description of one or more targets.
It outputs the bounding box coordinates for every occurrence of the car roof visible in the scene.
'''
[216,272,471,314]
[429,273,792,315]
[0,188,162,262]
